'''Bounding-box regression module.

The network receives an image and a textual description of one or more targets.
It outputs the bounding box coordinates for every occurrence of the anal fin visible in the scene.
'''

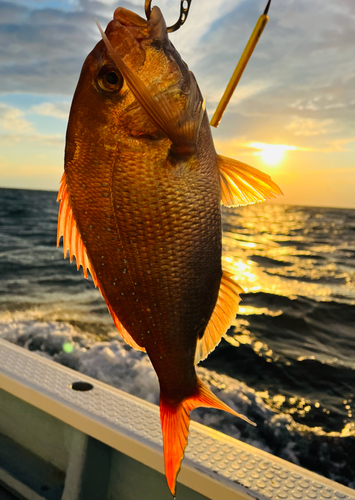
[218,155,283,207]
[106,302,146,352]
[195,271,243,364]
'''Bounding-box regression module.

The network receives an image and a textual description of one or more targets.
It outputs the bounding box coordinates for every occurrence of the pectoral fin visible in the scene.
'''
[57,173,98,284]
[218,155,283,207]
[97,22,205,156]
[195,272,243,364]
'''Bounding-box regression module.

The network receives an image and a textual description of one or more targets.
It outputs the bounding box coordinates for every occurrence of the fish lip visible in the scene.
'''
[146,6,168,43]
[113,6,168,46]
[113,7,149,27]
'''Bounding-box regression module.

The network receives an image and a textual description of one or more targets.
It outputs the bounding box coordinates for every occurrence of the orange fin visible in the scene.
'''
[106,302,146,352]
[218,155,283,207]
[195,271,243,364]
[160,377,255,496]
[97,21,205,155]
[57,174,145,352]
[57,173,98,285]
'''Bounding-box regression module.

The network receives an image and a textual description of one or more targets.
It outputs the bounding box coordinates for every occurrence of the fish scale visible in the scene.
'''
[109,136,221,361]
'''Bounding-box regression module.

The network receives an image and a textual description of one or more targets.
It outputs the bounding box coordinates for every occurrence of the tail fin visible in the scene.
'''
[160,377,254,496]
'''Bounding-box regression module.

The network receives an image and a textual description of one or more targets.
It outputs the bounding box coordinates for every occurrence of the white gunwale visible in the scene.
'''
[0,338,354,500]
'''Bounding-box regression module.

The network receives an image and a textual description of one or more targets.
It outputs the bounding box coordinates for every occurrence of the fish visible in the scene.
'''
[57,5,282,496]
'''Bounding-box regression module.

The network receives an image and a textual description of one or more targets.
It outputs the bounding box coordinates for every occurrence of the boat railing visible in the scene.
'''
[0,338,354,500]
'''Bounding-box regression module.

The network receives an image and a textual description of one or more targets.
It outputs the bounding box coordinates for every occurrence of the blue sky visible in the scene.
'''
[0,0,354,207]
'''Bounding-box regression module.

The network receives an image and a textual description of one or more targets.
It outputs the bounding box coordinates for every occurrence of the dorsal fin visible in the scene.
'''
[195,271,243,364]
[218,155,283,207]
[57,173,146,353]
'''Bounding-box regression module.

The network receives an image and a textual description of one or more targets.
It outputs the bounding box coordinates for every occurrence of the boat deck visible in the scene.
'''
[0,338,354,500]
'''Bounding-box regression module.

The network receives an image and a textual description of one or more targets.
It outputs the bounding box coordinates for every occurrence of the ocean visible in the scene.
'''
[0,187,354,488]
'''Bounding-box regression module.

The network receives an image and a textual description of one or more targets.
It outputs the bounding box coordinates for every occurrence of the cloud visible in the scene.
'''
[0,103,34,132]
[248,142,297,153]
[193,0,355,153]
[0,0,244,95]
[0,0,124,94]
[31,102,70,119]
[0,132,63,146]
[0,103,64,144]
[214,137,252,158]
[1,2,355,172]
[324,137,355,153]
[1,0,354,115]
[286,117,336,137]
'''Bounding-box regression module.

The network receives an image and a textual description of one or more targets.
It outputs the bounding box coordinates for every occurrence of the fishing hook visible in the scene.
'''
[145,0,192,33]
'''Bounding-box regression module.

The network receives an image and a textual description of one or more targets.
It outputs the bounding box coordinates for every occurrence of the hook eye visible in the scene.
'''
[145,0,192,33]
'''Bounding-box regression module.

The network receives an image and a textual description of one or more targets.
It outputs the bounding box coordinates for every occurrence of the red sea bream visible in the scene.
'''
[57,5,282,495]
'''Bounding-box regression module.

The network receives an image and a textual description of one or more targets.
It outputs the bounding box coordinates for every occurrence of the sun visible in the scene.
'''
[248,142,296,166]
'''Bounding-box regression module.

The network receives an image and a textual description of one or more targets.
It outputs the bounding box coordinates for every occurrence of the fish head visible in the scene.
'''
[67,6,192,149]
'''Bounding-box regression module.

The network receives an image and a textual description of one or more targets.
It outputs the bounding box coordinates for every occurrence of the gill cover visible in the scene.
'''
[97,16,205,156]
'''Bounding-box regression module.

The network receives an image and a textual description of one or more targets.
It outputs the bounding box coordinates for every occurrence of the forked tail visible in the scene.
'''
[160,377,255,496]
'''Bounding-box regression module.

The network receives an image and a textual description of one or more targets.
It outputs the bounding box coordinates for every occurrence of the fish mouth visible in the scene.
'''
[110,6,167,46]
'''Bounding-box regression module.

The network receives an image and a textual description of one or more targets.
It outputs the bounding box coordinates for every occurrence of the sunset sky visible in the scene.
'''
[0,0,354,208]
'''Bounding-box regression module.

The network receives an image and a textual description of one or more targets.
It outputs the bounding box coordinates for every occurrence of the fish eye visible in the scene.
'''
[97,66,123,93]
[106,72,118,85]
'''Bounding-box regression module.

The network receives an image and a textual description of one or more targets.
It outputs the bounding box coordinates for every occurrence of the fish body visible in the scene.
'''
[58,6,282,495]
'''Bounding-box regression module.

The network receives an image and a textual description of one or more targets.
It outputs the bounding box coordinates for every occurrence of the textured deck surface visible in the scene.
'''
[0,339,354,500]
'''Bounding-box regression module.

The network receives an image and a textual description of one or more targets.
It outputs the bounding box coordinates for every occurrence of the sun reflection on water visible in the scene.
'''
[219,203,355,439]
[222,203,355,303]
